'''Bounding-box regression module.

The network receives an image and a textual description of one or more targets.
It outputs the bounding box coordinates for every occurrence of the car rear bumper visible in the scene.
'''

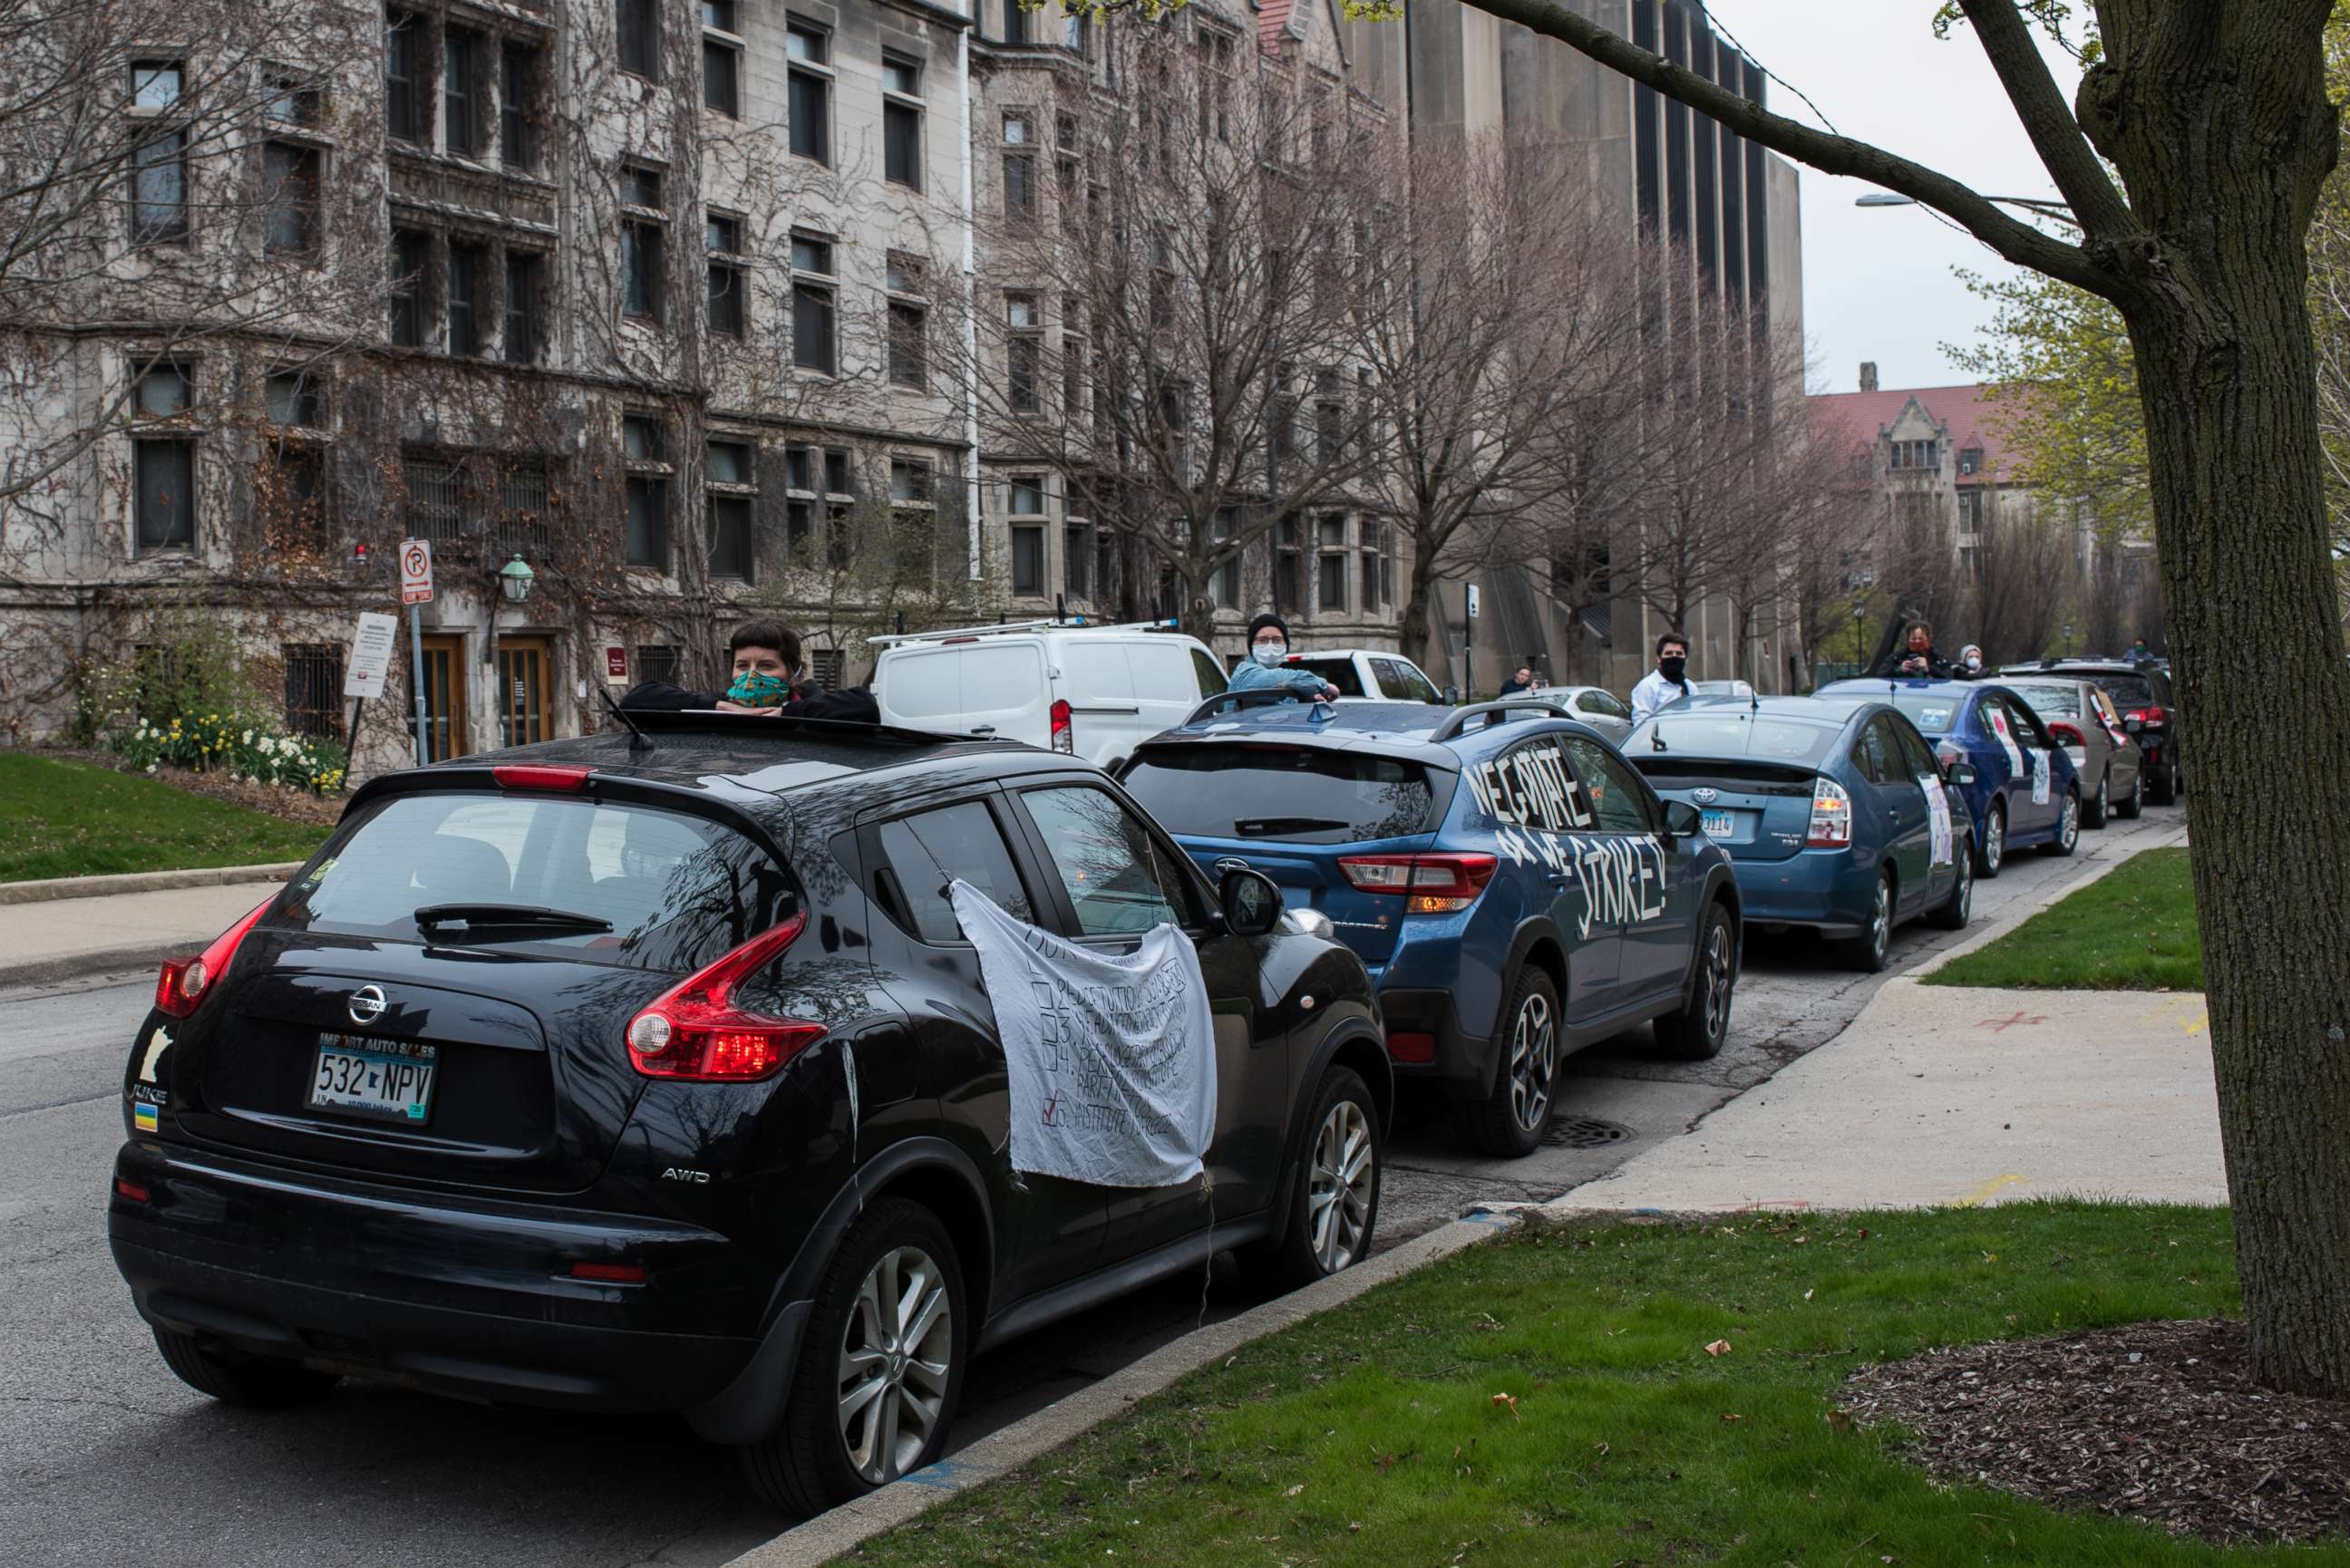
[1374,988,1494,1094]
[107,1139,790,1427]
[1721,850,1879,936]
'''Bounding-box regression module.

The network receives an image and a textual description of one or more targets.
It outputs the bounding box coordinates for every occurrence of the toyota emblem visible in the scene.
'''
[347,985,388,1026]
[1692,788,1719,804]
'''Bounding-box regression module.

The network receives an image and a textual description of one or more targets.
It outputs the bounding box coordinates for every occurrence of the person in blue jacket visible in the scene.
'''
[1227,613,1342,702]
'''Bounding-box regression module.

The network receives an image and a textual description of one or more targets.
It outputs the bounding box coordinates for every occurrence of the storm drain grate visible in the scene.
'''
[1544,1115,1634,1149]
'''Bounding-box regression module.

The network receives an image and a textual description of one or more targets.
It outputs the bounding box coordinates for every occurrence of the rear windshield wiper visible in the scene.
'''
[1231,817,1349,837]
[413,904,614,938]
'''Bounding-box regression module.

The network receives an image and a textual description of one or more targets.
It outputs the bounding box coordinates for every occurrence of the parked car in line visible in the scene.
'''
[108,711,1390,1515]
[2001,660,2185,803]
[1628,696,1979,970]
[1815,678,2084,876]
[1997,674,2144,826]
[1275,647,1448,705]
[1120,699,1742,1159]
[1526,684,1636,744]
[869,617,1228,769]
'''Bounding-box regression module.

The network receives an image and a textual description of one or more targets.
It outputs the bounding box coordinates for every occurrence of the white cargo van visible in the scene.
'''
[869,619,1229,768]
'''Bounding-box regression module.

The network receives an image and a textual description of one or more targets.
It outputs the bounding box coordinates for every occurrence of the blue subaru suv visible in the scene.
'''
[1121,699,1742,1158]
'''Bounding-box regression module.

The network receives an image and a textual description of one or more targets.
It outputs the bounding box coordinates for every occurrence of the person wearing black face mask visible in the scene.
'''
[1630,631,1692,728]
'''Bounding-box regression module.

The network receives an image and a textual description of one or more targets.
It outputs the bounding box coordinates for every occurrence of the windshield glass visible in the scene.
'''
[1122,746,1435,843]
[1632,713,1840,763]
[2005,682,2082,719]
[273,793,793,972]
[2093,673,2159,706]
[1880,694,1962,733]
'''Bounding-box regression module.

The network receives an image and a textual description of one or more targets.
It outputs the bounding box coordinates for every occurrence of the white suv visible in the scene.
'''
[1277,648,1446,704]
[869,619,1228,768]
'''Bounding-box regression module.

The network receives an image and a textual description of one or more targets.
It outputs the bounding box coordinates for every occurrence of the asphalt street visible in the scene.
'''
[0,802,2180,1568]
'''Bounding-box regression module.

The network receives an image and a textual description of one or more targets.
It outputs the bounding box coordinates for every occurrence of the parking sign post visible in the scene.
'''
[400,539,434,767]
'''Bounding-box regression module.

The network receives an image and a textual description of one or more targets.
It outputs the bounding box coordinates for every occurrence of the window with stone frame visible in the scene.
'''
[622,415,672,571]
[706,436,755,580]
[132,361,197,551]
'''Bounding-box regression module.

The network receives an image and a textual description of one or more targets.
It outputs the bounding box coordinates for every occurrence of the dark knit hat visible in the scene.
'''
[1247,612,1291,645]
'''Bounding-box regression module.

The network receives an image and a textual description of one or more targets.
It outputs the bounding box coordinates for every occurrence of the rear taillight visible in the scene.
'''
[113,1176,151,1205]
[154,895,275,1020]
[1050,698,1073,754]
[625,913,826,1081]
[1338,853,1498,914]
[568,1262,646,1283]
[1806,778,1854,848]
[2048,722,2086,750]
[493,764,592,791]
[1386,1031,1436,1063]
[2124,706,2167,729]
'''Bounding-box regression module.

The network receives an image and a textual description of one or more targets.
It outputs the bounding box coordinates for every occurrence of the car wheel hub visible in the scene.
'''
[1702,925,1732,1038]
[1871,881,1889,957]
[838,1245,953,1486]
[1307,1099,1374,1273]
[1508,992,1558,1133]
[1986,814,2004,868]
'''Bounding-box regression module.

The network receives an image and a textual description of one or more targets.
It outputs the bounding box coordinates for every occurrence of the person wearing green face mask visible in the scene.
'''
[620,618,880,723]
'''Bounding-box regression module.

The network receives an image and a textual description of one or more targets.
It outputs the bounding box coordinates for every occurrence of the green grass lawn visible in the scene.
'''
[0,751,329,882]
[838,1205,2331,1568]
[1926,847,2202,991]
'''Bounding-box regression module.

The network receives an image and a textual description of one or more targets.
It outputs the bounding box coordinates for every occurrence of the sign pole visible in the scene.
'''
[344,696,366,782]
[397,539,436,768]
[407,605,430,766]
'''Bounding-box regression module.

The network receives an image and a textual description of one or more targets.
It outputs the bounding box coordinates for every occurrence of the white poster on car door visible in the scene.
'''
[2028,749,2053,804]
[947,881,1217,1189]
[1985,706,2026,775]
[1919,774,1956,866]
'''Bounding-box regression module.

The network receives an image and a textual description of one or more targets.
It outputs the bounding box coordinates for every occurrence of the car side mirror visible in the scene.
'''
[1662,799,1704,839]
[1219,867,1283,938]
[1944,760,1979,787]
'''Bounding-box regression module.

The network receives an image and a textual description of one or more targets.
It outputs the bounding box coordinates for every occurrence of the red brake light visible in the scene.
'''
[1386,1031,1436,1063]
[1337,853,1497,913]
[625,913,825,1081]
[154,895,275,1020]
[113,1176,151,1205]
[2048,722,2086,749]
[568,1262,646,1283]
[493,764,592,792]
[1807,777,1854,848]
[1050,698,1073,754]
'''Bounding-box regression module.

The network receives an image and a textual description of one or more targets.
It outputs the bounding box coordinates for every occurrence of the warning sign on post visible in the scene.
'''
[345,612,400,699]
[400,538,434,605]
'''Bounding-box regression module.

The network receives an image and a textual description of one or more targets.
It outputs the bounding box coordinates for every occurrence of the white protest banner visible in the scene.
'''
[2028,749,2053,805]
[1920,773,1956,866]
[947,880,1216,1188]
[345,612,400,699]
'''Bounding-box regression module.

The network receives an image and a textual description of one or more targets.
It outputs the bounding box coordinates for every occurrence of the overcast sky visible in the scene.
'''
[1696,2,2084,395]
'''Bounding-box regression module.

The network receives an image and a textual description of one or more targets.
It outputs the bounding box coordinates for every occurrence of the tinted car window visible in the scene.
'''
[1370,658,1413,700]
[1636,713,1840,764]
[1576,690,1630,721]
[2078,671,2159,706]
[1992,693,2055,749]
[1190,647,1228,696]
[1393,662,1441,702]
[1890,719,1940,779]
[279,793,791,973]
[1022,786,1184,935]
[1290,656,1367,697]
[1122,746,1435,843]
[876,799,1033,943]
[1883,693,1960,733]
[1853,717,1895,784]
[2005,682,2083,719]
[1559,735,1653,833]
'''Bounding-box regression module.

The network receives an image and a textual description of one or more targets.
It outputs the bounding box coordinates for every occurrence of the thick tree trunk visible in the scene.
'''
[2090,6,2350,1398]
[1398,536,1440,672]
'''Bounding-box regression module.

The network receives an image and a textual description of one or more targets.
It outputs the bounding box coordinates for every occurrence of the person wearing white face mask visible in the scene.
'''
[1226,613,1342,702]
[1956,644,1987,679]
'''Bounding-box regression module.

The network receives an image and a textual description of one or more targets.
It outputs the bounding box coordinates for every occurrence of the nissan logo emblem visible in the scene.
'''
[347,985,387,1026]
[1692,788,1719,804]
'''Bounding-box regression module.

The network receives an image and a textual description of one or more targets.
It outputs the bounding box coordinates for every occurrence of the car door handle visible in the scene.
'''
[968,724,996,736]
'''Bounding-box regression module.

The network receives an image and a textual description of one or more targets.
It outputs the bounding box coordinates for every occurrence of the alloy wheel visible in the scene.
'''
[1507,990,1558,1133]
[1985,809,2005,872]
[2132,773,2144,813]
[1955,852,1974,924]
[1701,922,1733,1041]
[1306,1099,1375,1273]
[2096,774,2109,820]
[1869,876,1890,964]
[2061,794,2081,851]
[836,1245,954,1486]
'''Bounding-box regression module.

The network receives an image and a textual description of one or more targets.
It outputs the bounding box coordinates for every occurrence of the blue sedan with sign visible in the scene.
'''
[1814,679,2083,876]
[1626,696,1977,972]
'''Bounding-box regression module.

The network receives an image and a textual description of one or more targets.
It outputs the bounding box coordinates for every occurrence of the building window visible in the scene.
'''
[883,54,923,189]
[267,370,322,429]
[621,164,665,322]
[617,0,660,80]
[707,437,754,580]
[888,303,927,390]
[443,27,481,155]
[1063,521,1091,597]
[787,20,830,163]
[504,251,541,363]
[791,232,837,373]
[1006,294,1040,412]
[131,363,196,550]
[129,62,189,246]
[1361,525,1384,610]
[1315,372,1345,465]
[822,447,856,568]
[1003,0,1030,44]
[500,42,538,169]
[1004,152,1034,219]
[622,416,669,570]
[266,72,324,128]
[703,5,742,118]
[1011,528,1044,595]
[1317,515,1348,612]
[1959,445,1983,476]
[388,230,426,345]
[284,646,345,740]
[636,645,679,686]
[260,141,320,254]
[706,212,744,337]
[1196,27,1234,143]
[445,244,484,354]
[1062,5,1089,54]
[385,18,422,141]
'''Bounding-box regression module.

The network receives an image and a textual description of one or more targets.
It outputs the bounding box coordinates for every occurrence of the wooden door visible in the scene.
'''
[497,638,551,749]
[420,635,469,761]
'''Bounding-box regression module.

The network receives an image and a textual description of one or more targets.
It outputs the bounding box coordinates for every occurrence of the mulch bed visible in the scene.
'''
[44,747,345,829]
[1845,1317,2350,1545]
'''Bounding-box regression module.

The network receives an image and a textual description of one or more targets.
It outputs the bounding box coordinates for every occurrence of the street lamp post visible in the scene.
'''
[484,553,536,745]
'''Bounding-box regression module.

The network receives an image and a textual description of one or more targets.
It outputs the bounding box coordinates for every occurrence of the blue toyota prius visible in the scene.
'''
[1814,679,2083,876]
[1625,696,1978,971]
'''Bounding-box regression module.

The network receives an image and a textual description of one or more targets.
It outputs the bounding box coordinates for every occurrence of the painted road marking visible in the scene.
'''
[1954,1173,2029,1207]
[1978,1011,2047,1033]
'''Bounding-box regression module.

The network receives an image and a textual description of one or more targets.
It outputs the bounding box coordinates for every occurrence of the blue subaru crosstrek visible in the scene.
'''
[1627,696,1979,972]
[1814,679,2083,876]
[1120,699,1742,1158]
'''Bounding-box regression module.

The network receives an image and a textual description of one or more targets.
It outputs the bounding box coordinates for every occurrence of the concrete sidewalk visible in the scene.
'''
[0,877,290,987]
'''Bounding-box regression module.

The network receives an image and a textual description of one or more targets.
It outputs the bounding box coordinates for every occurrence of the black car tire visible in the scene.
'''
[2039,790,2082,857]
[1928,838,1976,930]
[2084,769,2111,828]
[1974,800,2008,878]
[1840,869,1894,973]
[1653,902,1735,1061]
[739,1198,967,1518]
[2116,769,2145,818]
[1238,1066,1382,1295]
[151,1328,340,1408]
[1453,966,1561,1158]
[2151,757,2181,805]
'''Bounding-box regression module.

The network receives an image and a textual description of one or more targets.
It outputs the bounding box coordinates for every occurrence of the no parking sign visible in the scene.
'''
[400,538,434,605]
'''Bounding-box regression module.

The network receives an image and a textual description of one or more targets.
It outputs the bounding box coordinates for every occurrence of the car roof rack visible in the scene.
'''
[1426,701,1569,743]
[866,615,1183,648]
[1180,688,1336,726]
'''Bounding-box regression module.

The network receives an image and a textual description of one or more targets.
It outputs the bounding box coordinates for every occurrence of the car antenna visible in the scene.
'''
[595,683,655,753]
[1649,725,1666,751]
